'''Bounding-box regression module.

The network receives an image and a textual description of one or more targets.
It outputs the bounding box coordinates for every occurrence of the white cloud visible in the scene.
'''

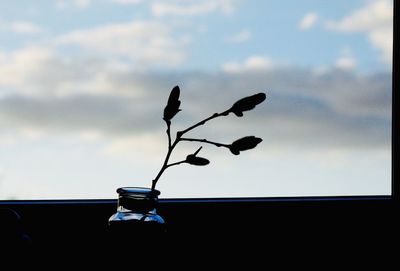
[298,12,318,30]
[9,22,43,34]
[55,20,190,68]
[326,0,393,63]
[56,0,91,9]
[151,0,235,17]
[335,56,357,70]
[369,27,393,63]
[227,30,251,43]
[0,46,144,98]
[326,0,392,31]
[335,48,357,70]
[0,46,57,96]
[75,0,91,8]
[0,21,43,34]
[110,0,143,4]
[0,46,169,99]
[222,56,273,73]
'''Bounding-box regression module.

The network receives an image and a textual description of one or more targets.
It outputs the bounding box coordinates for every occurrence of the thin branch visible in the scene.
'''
[165,120,172,148]
[151,89,266,190]
[177,109,231,138]
[152,109,232,191]
[180,137,230,148]
[151,126,179,190]
[193,146,203,155]
[166,160,187,168]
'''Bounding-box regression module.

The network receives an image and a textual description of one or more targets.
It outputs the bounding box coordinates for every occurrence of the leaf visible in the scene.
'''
[229,93,266,117]
[186,154,210,166]
[163,85,181,122]
[229,136,263,155]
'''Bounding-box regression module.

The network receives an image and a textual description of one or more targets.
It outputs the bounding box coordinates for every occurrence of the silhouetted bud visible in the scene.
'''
[163,86,181,122]
[229,93,266,117]
[229,136,263,155]
[186,154,210,166]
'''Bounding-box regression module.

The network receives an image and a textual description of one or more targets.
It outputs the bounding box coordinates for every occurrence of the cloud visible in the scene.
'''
[368,27,393,63]
[54,20,190,68]
[334,48,357,70]
[0,53,391,151]
[0,29,391,151]
[151,0,235,17]
[0,46,119,98]
[326,0,392,31]
[222,56,273,73]
[335,56,357,70]
[110,0,143,4]
[0,46,57,96]
[326,0,393,63]
[0,21,43,34]
[227,30,251,43]
[0,94,161,137]
[56,0,91,9]
[298,12,318,30]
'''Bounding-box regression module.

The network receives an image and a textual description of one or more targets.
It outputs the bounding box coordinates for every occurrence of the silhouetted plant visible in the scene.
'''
[151,86,266,190]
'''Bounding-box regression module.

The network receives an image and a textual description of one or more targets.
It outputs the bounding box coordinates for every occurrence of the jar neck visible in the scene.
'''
[116,187,160,214]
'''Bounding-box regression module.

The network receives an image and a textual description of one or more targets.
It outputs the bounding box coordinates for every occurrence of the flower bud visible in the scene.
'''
[229,136,263,155]
[186,154,210,166]
[229,93,266,117]
[163,85,181,121]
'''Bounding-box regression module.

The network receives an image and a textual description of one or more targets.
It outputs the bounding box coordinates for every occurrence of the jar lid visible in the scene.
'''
[116,187,161,196]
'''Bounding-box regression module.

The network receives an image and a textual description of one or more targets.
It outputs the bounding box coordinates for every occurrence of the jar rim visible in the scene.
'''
[116,187,161,196]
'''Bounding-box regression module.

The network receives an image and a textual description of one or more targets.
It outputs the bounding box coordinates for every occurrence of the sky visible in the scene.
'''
[0,0,393,199]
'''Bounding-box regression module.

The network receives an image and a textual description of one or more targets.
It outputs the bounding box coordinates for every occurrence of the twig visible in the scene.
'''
[165,120,172,148]
[151,88,265,191]
[180,138,230,148]
[176,109,231,138]
[166,160,187,168]
[193,146,203,155]
[151,111,230,190]
[151,137,179,190]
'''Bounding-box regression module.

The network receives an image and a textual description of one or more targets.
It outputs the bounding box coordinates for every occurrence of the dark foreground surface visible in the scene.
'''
[0,197,397,266]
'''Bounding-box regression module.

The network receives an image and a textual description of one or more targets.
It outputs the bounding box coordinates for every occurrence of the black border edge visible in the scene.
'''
[0,195,392,206]
[392,0,399,204]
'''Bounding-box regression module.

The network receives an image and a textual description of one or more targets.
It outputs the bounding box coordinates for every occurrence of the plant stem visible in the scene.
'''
[177,109,231,137]
[193,146,203,155]
[151,109,231,191]
[166,160,187,168]
[151,120,177,190]
[166,120,172,149]
[151,138,178,191]
[180,137,230,148]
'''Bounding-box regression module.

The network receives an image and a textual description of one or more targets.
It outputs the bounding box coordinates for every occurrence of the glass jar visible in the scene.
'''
[108,187,166,240]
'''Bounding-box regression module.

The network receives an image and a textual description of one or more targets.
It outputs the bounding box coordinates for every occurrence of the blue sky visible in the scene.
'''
[0,0,393,199]
[0,0,392,71]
